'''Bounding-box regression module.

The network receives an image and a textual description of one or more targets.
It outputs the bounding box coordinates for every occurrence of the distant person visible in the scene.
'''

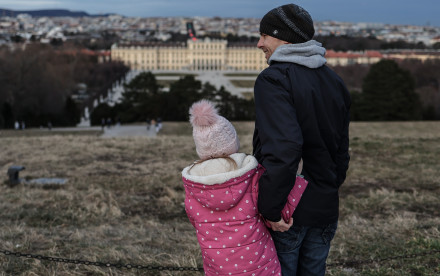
[146,118,151,131]
[106,117,112,128]
[156,117,163,132]
[150,119,156,132]
[14,121,20,130]
[252,4,351,275]
[182,100,308,276]
[21,121,25,130]
[101,118,106,131]
[155,117,162,133]
[47,121,52,130]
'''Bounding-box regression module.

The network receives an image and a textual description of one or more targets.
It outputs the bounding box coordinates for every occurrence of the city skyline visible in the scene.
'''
[0,0,439,27]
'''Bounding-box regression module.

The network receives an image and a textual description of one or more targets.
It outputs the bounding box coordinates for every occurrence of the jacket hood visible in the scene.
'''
[268,40,327,68]
[182,153,259,210]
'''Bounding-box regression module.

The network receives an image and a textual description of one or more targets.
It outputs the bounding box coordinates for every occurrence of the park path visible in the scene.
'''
[43,125,156,138]
[100,125,157,138]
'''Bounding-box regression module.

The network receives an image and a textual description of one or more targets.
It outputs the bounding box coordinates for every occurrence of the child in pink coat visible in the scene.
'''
[182,100,307,276]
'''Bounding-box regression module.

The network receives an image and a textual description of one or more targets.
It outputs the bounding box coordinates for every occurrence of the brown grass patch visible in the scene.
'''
[1,121,440,275]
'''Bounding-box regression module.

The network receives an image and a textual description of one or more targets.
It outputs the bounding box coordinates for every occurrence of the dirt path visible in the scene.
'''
[101,125,157,138]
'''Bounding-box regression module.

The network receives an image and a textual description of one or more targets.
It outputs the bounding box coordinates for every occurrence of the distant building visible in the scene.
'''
[111,38,440,72]
[62,48,111,63]
[111,38,268,71]
[384,49,440,62]
[325,50,384,66]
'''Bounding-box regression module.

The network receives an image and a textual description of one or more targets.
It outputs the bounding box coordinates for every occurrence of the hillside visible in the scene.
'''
[0,121,439,275]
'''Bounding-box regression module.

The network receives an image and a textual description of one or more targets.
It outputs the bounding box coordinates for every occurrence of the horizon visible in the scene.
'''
[0,0,439,27]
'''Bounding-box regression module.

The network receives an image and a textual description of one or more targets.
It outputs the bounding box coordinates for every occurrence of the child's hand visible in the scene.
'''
[267,217,293,232]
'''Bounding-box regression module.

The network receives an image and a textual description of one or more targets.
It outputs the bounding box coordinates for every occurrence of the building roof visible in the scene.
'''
[325,50,384,59]
[115,41,187,48]
[325,50,362,58]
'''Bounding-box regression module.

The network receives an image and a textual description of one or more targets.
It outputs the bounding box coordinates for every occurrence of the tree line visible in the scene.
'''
[314,35,440,52]
[331,58,440,120]
[0,44,129,129]
[91,58,438,125]
[1,42,438,128]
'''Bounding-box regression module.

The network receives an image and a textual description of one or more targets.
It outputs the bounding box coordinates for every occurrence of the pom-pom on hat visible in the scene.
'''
[189,100,240,160]
[259,3,315,44]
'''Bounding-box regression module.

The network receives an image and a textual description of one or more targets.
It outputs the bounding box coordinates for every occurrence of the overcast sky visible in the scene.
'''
[0,0,439,26]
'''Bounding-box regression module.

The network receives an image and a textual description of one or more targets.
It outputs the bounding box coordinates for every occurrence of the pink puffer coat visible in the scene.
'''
[182,154,308,275]
[182,154,281,275]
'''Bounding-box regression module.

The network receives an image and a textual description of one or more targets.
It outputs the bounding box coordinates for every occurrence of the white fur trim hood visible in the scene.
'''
[182,153,259,185]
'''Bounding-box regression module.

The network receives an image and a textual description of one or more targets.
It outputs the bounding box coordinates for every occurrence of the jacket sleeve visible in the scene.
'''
[335,88,351,187]
[254,70,303,222]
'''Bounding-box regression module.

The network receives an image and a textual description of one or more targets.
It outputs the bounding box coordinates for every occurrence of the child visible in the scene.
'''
[182,100,307,276]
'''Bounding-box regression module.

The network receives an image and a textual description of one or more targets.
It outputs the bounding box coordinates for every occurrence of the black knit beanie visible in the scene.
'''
[259,4,315,44]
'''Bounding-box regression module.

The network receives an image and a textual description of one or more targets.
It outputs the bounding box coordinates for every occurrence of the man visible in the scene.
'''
[252,4,351,276]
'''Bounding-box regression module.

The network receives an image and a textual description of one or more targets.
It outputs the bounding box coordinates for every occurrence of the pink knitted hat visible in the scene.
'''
[189,100,240,160]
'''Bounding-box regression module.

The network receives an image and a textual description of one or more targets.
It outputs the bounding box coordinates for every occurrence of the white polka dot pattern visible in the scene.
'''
[183,165,282,275]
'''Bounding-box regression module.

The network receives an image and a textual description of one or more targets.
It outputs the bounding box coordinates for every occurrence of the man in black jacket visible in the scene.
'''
[253,4,351,276]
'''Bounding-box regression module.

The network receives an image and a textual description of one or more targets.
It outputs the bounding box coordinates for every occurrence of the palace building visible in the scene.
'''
[111,38,268,71]
[111,37,440,72]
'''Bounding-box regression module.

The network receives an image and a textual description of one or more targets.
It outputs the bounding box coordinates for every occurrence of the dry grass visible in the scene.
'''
[1,121,440,275]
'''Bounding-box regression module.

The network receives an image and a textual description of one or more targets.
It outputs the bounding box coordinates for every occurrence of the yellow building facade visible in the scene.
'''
[111,38,268,71]
[111,38,440,71]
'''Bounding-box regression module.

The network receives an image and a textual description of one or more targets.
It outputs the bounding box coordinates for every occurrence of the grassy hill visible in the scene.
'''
[0,121,439,275]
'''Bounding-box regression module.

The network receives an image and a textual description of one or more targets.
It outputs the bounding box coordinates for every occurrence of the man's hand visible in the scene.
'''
[267,217,293,232]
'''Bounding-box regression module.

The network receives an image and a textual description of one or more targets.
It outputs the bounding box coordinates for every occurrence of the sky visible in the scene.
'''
[0,0,439,27]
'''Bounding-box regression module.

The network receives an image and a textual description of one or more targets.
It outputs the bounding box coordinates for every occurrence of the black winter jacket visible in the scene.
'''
[253,61,350,226]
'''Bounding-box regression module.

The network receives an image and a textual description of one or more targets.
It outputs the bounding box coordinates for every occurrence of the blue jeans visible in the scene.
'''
[269,222,338,276]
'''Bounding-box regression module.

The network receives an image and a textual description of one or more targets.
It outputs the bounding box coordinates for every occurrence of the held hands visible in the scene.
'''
[267,217,293,232]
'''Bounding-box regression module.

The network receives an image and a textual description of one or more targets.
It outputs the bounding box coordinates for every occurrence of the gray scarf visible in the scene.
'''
[268,40,327,68]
